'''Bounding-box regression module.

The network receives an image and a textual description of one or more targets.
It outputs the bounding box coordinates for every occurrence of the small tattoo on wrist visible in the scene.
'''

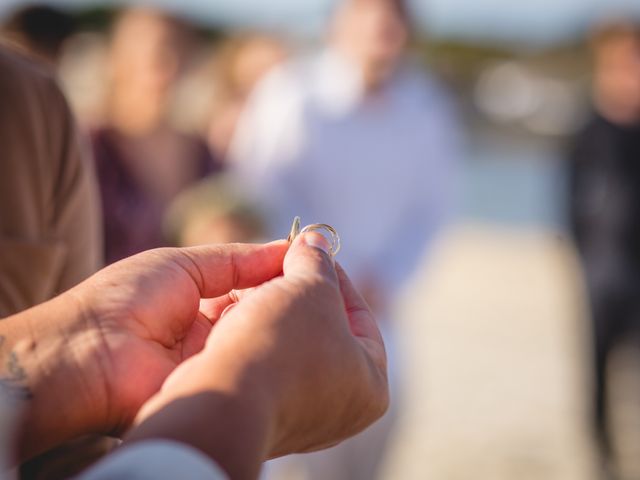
[0,335,32,400]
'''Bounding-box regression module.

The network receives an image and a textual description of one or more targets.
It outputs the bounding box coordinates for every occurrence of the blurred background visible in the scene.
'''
[2,0,640,479]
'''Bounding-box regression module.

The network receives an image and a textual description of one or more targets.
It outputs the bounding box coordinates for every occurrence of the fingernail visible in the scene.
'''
[301,232,331,255]
[220,302,238,318]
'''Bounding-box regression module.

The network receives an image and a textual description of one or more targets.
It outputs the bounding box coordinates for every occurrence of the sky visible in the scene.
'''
[2,0,640,45]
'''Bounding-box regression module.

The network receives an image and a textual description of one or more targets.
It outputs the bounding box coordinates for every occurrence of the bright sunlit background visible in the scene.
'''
[3,0,640,479]
[3,0,640,43]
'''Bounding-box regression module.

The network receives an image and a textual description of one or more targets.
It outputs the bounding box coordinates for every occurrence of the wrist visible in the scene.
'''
[128,353,276,480]
[6,293,110,459]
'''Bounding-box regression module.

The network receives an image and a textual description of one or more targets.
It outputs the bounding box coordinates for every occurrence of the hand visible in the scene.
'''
[73,241,289,434]
[127,233,389,479]
[5,241,288,459]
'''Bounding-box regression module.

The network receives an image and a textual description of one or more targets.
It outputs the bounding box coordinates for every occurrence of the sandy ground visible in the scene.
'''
[381,223,599,480]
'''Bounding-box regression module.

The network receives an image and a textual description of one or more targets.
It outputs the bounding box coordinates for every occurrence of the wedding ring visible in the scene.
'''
[287,216,301,243]
[287,216,341,257]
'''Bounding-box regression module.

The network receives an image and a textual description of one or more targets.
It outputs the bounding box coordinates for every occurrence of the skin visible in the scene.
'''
[593,32,640,125]
[1,233,388,480]
[107,9,183,135]
[330,0,409,91]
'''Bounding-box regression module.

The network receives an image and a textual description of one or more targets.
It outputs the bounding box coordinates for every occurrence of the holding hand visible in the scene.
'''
[71,240,290,435]
[4,234,388,480]
[130,232,388,478]
[5,241,287,458]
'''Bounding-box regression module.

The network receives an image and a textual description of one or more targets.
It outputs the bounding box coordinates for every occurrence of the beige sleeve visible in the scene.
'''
[46,79,103,298]
[0,50,102,316]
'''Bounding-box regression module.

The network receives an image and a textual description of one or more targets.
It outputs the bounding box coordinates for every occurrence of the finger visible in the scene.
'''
[335,264,387,374]
[199,296,235,322]
[335,264,384,347]
[220,302,238,318]
[198,287,259,322]
[177,240,288,299]
[283,232,338,286]
[180,311,213,358]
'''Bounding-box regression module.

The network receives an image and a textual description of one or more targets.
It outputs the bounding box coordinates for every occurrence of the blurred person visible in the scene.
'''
[57,32,111,128]
[0,4,75,67]
[165,175,267,247]
[230,0,461,478]
[569,21,640,476]
[0,234,388,480]
[207,34,288,160]
[93,8,222,264]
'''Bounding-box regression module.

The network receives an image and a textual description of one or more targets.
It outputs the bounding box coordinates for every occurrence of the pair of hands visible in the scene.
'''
[11,233,388,478]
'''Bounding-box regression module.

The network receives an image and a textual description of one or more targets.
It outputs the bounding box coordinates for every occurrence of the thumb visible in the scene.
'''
[283,232,339,286]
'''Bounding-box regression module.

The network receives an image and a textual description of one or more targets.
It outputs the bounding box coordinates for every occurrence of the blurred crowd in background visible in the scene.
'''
[2,0,640,479]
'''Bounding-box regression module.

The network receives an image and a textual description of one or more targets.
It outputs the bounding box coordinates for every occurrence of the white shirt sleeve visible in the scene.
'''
[76,440,228,480]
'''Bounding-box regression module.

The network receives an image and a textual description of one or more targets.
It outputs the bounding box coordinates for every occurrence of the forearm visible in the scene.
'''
[1,294,106,460]
[125,354,276,480]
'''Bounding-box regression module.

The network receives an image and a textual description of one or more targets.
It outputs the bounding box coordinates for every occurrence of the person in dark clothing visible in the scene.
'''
[568,22,640,475]
[93,127,218,263]
[93,8,222,264]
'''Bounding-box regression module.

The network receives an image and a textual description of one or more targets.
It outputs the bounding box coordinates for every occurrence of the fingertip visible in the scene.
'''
[284,232,337,281]
[299,232,333,256]
[263,239,290,256]
[267,239,290,248]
